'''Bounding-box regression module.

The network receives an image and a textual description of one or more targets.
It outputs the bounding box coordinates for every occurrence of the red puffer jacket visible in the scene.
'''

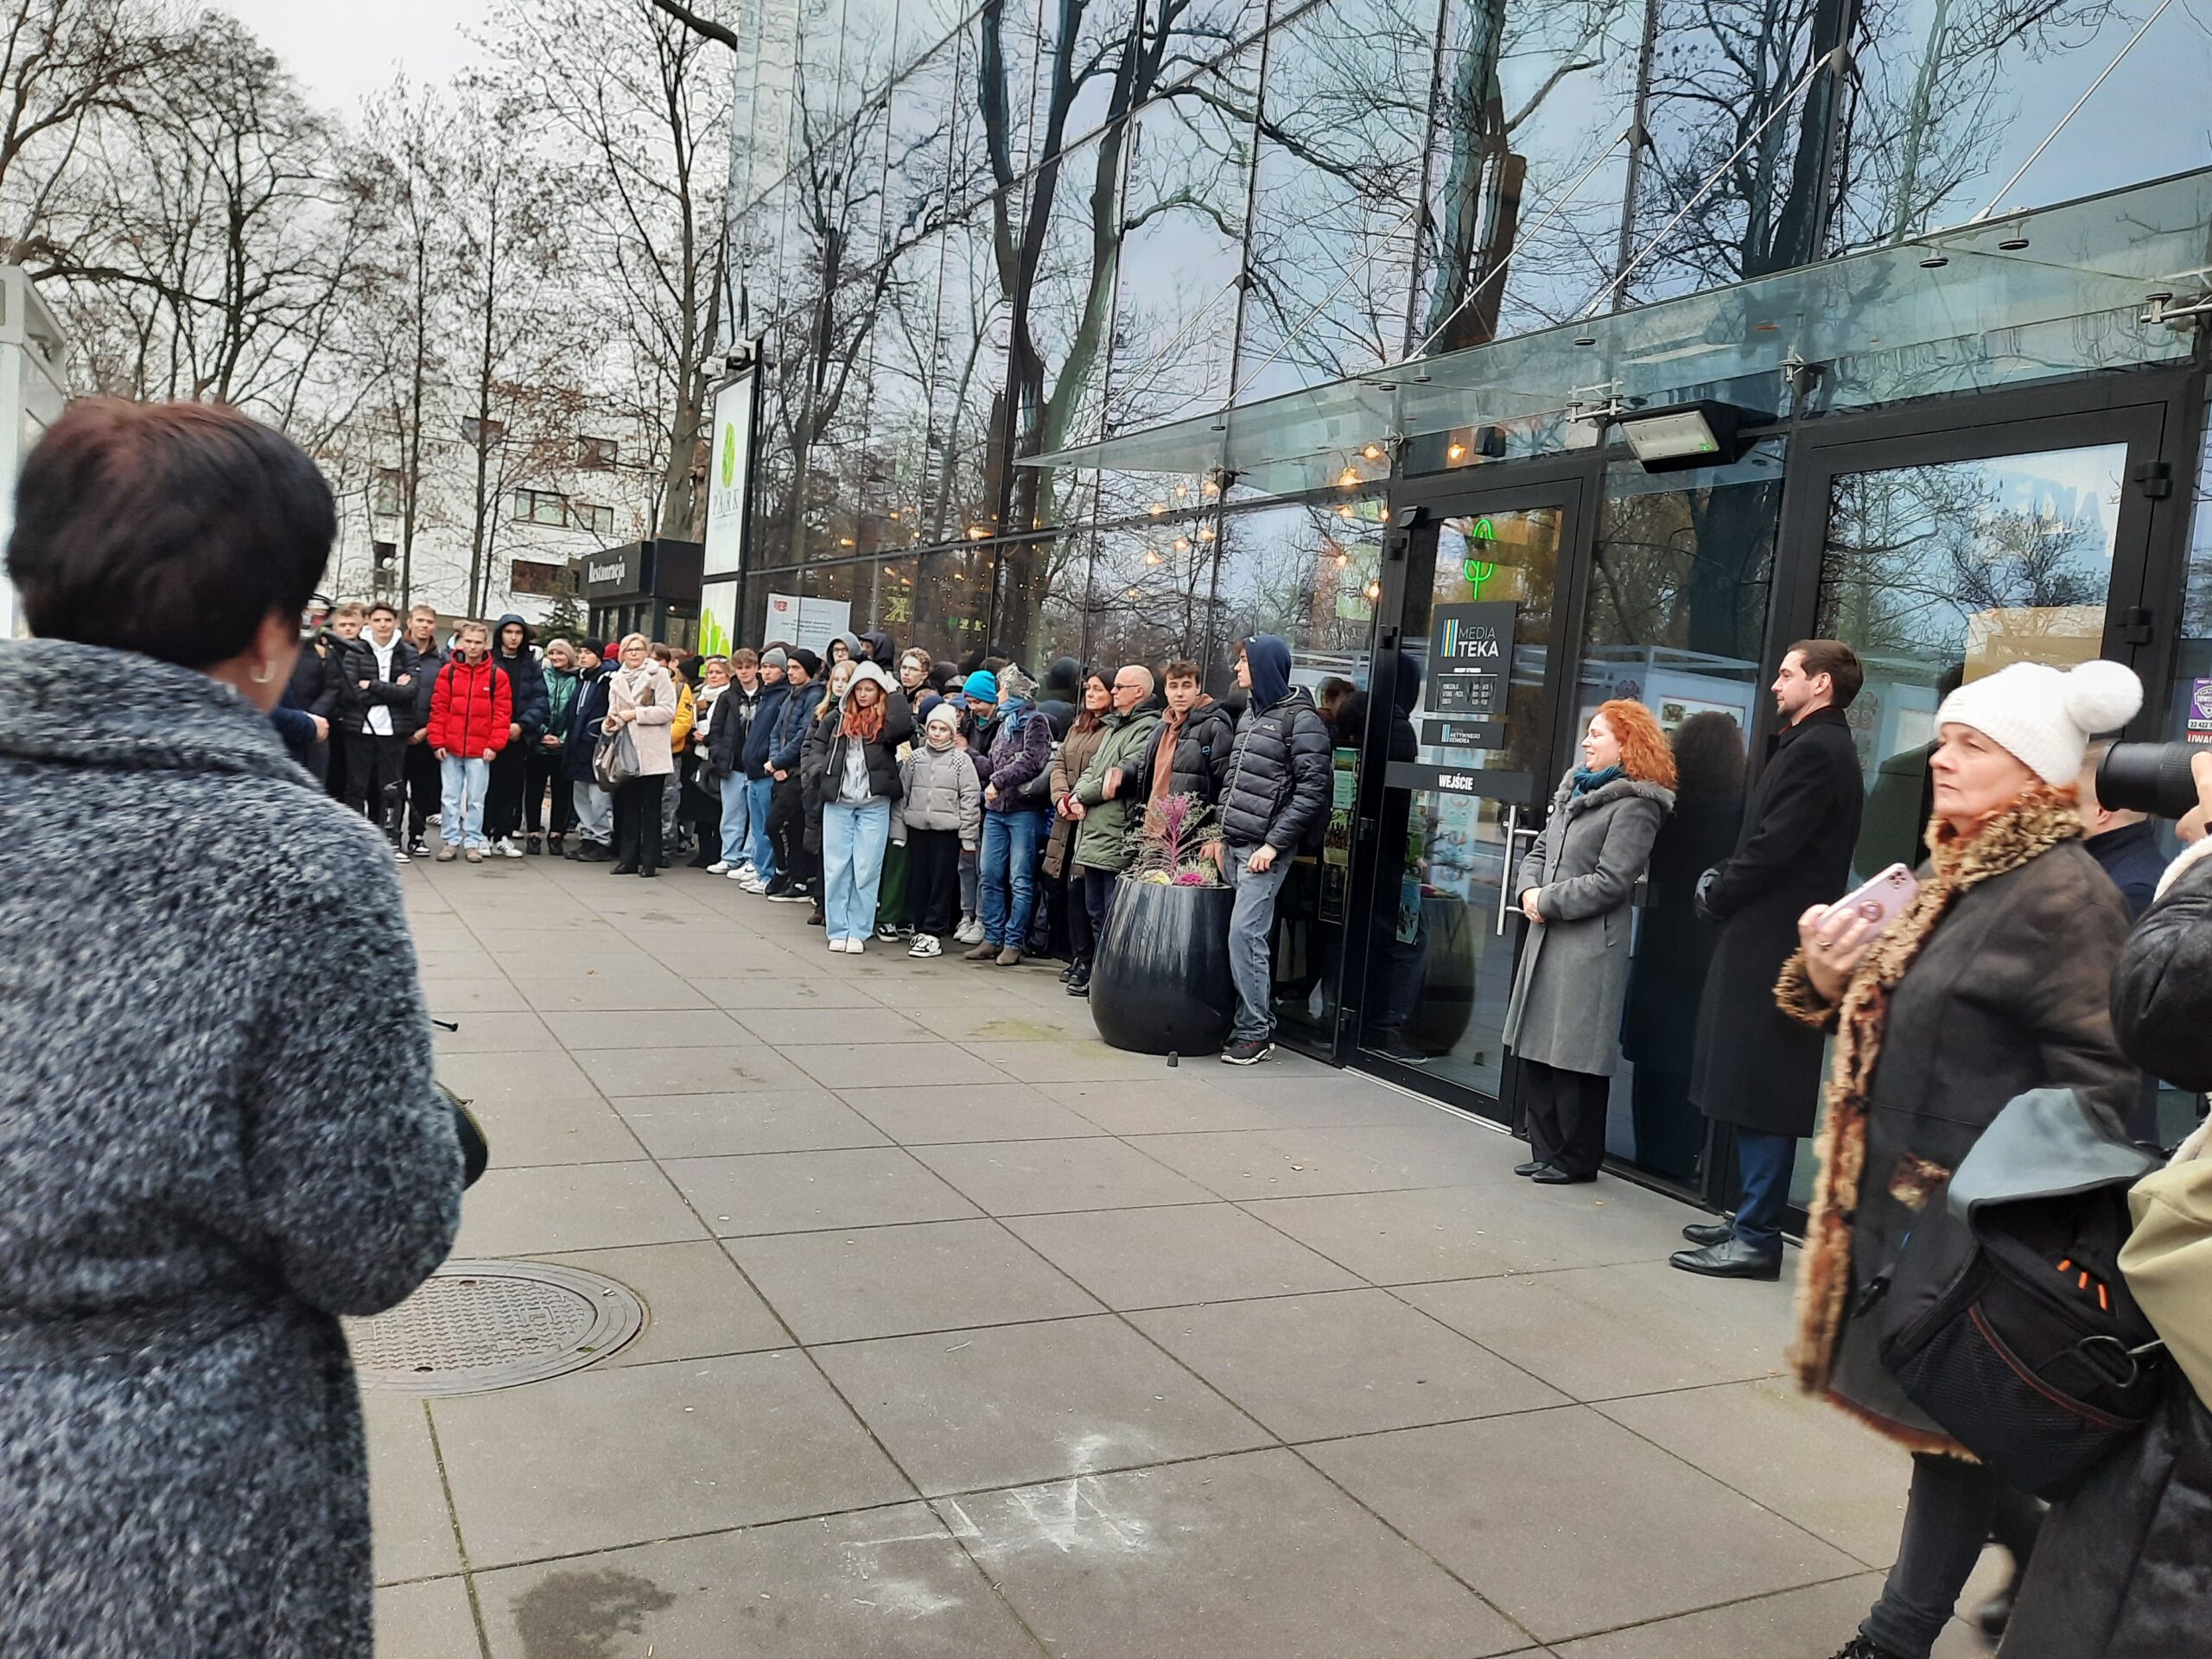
[426,657,512,759]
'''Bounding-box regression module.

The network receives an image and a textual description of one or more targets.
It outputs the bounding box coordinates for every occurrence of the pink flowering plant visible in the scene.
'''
[1130,791,1226,887]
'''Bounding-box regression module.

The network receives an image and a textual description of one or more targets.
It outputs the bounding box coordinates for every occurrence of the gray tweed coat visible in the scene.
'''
[1503,772,1673,1077]
[0,639,463,1659]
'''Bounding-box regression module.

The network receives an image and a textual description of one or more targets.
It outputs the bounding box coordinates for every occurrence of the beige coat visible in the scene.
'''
[602,662,677,776]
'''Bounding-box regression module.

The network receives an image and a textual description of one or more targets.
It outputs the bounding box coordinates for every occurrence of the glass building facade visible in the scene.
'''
[725,0,2212,1213]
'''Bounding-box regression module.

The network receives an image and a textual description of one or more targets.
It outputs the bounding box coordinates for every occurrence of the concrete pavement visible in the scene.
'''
[375,848,1993,1658]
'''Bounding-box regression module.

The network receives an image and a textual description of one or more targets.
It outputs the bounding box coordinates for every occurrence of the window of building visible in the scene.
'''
[372,467,406,518]
[461,416,505,446]
[571,501,617,536]
[512,487,569,527]
[578,435,618,470]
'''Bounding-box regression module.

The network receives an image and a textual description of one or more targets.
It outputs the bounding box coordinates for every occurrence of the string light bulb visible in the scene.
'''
[1446,442,1466,462]
[1361,442,1384,461]
[1148,500,1167,517]
[1338,466,1360,489]
[1144,549,1162,566]
[1173,536,1191,553]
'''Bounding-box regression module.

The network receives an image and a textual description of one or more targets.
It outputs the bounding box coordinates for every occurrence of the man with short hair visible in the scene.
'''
[1137,657,1236,808]
[1673,639,1866,1281]
[320,601,366,801]
[287,592,343,786]
[709,648,764,875]
[336,600,420,859]
[763,648,824,900]
[562,640,616,860]
[1065,664,1162,963]
[736,648,791,889]
[400,604,446,857]
[1215,635,1332,1065]
[2079,739,2165,917]
[424,621,512,863]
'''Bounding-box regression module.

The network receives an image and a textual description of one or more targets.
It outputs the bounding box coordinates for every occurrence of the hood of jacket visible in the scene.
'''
[0,639,310,786]
[830,631,866,665]
[861,630,897,668]
[1243,633,1293,709]
[842,660,899,707]
[492,612,533,654]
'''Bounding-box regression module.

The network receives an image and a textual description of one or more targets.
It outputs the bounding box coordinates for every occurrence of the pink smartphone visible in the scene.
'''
[1819,863,1919,937]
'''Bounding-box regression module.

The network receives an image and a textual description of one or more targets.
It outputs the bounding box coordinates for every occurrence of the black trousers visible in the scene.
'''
[904,827,963,937]
[484,743,527,842]
[403,739,441,841]
[768,774,814,888]
[611,774,666,872]
[524,746,574,836]
[340,730,407,843]
[1861,1453,2044,1659]
[1520,1058,1611,1179]
[1066,868,1096,964]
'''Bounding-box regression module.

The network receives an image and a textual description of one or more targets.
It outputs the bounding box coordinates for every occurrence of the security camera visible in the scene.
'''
[723,343,755,374]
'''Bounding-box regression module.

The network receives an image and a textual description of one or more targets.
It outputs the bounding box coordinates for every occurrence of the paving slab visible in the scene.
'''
[666,1147,983,1236]
[474,1503,1046,1659]
[909,1138,1218,1216]
[613,1089,892,1159]
[1125,1128,1432,1200]
[736,1005,937,1045]
[1004,1203,1363,1309]
[814,1314,1272,1495]
[785,1040,1016,1090]
[573,1041,817,1096]
[432,1351,914,1567]
[535,1241,791,1366]
[462,1090,645,1167]
[365,1394,461,1585]
[374,1575,481,1659]
[558,1007,753,1048]
[453,1161,708,1256]
[836,1082,1104,1144]
[687,975,886,1009]
[938,1449,1529,1659]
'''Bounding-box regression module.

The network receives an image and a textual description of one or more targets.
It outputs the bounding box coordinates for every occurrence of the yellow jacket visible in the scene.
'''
[669,681,696,751]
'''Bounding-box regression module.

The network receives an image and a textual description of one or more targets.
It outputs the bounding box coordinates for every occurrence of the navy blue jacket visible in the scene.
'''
[740,680,791,779]
[489,614,550,738]
[2085,820,2166,919]
[562,666,613,785]
[767,681,826,772]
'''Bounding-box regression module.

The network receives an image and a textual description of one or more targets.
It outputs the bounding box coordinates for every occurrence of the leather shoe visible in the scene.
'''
[1530,1166,1594,1185]
[1512,1160,1549,1178]
[1681,1221,1734,1248]
[1670,1239,1783,1280]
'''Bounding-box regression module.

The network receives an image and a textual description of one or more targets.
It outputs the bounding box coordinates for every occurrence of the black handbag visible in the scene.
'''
[1876,1088,2164,1499]
[438,1082,490,1187]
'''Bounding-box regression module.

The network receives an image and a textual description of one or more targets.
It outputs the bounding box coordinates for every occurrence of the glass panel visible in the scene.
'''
[887,38,959,248]
[912,543,1000,658]
[1210,501,1382,1047]
[702,577,741,658]
[950,0,1040,211]
[894,0,964,79]
[1580,446,1783,1183]
[1236,0,1431,398]
[932,206,1014,544]
[1086,518,1217,671]
[1820,442,2127,876]
[856,554,920,634]
[1358,503,1565,1094]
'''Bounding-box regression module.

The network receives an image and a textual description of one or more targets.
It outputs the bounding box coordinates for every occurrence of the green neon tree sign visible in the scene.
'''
[1463,515,1497,595]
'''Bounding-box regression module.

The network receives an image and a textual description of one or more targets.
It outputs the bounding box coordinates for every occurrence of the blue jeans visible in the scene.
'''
[439,756,491,849]
[1224,844,1291,1043]
[822,799,891,944]
[979,807,1048,948]
[718,772,751,864]
[747,775,778,880]
[1732,1128,1796,1255]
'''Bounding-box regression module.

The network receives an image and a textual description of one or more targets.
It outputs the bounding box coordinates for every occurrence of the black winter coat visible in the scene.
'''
[1689,707,1863,1137]
[708,683,763,779]
[1622,789,1744,1076]
[287,630,342,720]
[2001,850,2212,1659]
[489,646,549,738]
[333,636,423,737]
[562,668,613,785]
[1135,701,1236,804]
[740,682,791,779]
[1218,689,1331,850]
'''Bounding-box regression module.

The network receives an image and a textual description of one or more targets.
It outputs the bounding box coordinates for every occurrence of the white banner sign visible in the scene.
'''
[763,591,851,658]
[702,369,755,577]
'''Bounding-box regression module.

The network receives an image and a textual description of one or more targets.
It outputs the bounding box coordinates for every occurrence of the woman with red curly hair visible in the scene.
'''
[1503,699,1677,1185]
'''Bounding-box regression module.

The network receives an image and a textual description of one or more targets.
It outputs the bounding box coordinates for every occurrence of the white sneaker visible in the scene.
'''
[393,845,412,865]
[708,861,732,874]
[847,936,866,955]
[738,875,768,892]
[908,933,941,958]
[960,917,986,945]
[734,862,758,881]
[497,837,523,860]
[830,937,848,953]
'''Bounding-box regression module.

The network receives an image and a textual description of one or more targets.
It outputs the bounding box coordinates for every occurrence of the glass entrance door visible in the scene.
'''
[1348,480,1583,1122]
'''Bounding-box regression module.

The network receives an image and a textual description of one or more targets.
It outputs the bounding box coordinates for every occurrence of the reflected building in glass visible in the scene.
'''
[723,0,2212,1205]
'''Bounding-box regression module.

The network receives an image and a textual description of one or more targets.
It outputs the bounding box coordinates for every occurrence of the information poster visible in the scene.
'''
[1425,600,1515,748]
[763,591,852,657]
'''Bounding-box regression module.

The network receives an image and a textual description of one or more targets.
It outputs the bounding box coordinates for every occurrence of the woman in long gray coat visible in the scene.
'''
[0,401,464,1659]
[1503,699,1675,1185]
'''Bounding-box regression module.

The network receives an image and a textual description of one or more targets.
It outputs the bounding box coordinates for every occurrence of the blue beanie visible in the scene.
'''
[963,670,999,703]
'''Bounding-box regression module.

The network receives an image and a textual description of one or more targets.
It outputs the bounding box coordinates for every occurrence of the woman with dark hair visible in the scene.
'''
[1503,699,1676,1185]
[1620,709,1747,1182]
[1046,671,1113,993]
[0,399,462,1659]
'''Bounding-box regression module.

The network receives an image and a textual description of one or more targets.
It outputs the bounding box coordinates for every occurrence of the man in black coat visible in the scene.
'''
[1672,639,1866,1280]
[1217,633,1332,1066]
[400,604,448,857]
[285,592,342,785]
[334,600,422,856]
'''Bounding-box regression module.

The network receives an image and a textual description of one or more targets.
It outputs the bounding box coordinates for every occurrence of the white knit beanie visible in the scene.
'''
[1933,658,2144,785]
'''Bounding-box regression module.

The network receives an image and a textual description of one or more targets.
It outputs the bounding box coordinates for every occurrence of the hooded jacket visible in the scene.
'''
[976,672,1053,806]
[334,631,423,738]
[1218,634,1332,850]
[540,661,581,749]
[488,614,549,738]
[860,631,898,670]
[562,664,613,784]
[706,681,761,779]
[426,655,512,759]
[768,678,827,772]
[814,663,913,806]
[740,680,791,779]
[897,728,983,844]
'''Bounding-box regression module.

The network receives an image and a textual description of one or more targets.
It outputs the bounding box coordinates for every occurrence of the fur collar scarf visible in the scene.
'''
[1777,787,2082,1446]
[1548,772,1676,817]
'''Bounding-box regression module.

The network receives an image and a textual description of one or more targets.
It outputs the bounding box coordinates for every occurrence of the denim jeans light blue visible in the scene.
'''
[1224,843,1291,1043]
[747,775,778,881]
[822,798,891,944]
[979,807,1049,948]
[719,772,752,864]
[439,756,491,849]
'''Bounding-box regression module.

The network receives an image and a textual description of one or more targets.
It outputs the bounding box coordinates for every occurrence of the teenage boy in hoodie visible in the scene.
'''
[426,620,513,863]
[896,701,982,956]
[563,641,616,860]
[763,648,824,900]
[707,648,763,874]
[483,613,549,858]
[1215,634,1332,1064]
[736,648,791,887]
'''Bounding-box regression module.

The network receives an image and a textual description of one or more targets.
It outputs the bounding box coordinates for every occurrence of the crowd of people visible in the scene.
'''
[9,402,2212,1659]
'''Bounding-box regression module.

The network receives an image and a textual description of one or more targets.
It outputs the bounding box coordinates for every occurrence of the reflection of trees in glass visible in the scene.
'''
[1587,472,1779,661]
[1821,460,2113,658]
[1213,504,1382,673]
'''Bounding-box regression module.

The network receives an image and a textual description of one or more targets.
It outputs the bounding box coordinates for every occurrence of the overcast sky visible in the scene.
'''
[213,1,497,117]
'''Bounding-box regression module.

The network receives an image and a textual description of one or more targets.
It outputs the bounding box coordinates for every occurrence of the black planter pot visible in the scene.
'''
[1088,875,1236,1055]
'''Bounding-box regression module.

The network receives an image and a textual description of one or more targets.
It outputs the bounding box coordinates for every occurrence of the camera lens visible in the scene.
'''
[2096,741,2202,819]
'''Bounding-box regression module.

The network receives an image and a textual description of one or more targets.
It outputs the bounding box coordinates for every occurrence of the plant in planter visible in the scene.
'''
[1090,792,1236,1054]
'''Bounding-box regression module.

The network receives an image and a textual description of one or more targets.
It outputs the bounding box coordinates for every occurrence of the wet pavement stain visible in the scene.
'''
[513,1567,676,1659]
[963,1018,1057,1041]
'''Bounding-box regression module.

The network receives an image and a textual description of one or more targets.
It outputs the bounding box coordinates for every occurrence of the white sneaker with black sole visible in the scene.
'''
[908,933,942,958]
[734,863,758,882]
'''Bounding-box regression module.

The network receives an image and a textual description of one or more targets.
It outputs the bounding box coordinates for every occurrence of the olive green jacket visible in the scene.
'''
[1070,707,1161,874]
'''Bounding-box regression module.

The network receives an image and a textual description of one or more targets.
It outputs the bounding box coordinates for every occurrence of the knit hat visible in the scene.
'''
[790,647,822,677]
[997,664,1037,703]
[760,646,788,671]
[1934,658,2143,785]
[925,701,960,732]
[963,670,999,703]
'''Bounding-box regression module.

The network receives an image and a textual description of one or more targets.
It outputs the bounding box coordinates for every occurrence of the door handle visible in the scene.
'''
[1494,804,1542,936]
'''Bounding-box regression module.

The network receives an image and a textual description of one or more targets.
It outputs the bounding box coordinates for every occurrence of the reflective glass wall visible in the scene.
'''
[731,0,2212,661]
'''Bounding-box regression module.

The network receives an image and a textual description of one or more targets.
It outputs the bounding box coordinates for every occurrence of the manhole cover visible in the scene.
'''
[346,1261,645,1395]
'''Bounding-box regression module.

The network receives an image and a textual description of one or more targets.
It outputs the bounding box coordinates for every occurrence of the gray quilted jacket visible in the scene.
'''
[897,740,982,846]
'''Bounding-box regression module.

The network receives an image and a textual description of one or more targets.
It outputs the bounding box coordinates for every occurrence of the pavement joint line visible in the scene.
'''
[416,1395,496,1659]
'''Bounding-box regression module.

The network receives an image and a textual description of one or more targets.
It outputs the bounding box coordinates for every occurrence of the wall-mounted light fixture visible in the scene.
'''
[1611,399,1769,473]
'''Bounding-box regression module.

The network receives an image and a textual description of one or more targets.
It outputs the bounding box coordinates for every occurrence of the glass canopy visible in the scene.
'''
[1025,166,2212,497]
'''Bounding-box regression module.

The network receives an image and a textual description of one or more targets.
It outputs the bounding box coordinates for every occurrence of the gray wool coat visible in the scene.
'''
[0,639,464,1659]
[1503,772,1673,1077]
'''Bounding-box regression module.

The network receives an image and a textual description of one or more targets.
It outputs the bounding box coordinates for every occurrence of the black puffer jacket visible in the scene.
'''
[1217,689,1332,850]
[2003,849,2212,1659]
[1135,700,1236,805]
[333,635,423,737]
